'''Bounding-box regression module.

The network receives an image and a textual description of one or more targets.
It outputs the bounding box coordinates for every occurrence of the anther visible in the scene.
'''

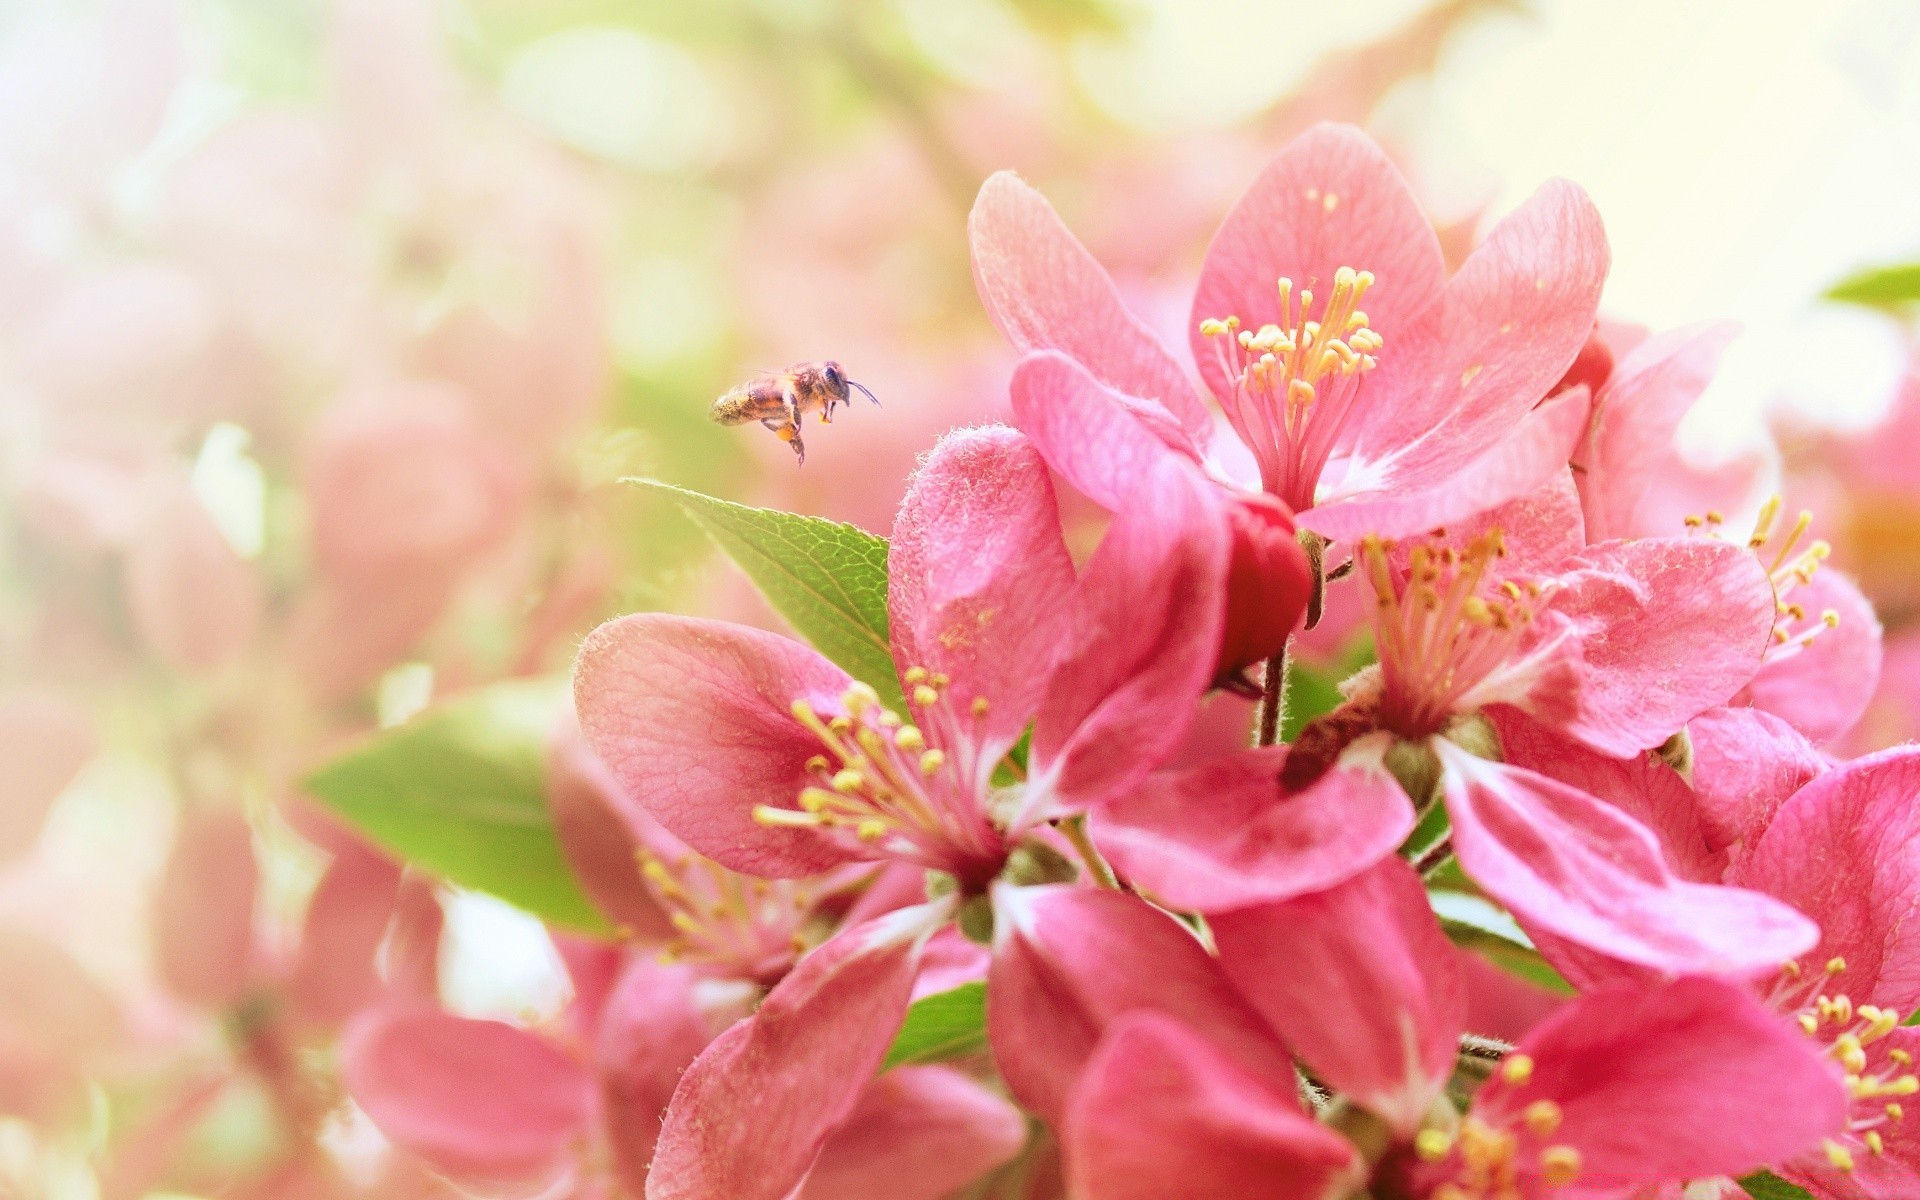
[1500,1054,1535,1085]
[1867,1131,1886,1155]
[1540,1145,1581,1188]
[913,685,939,707]
[971,696,990,718]
[1523,1099,1563,1137]
[894,726,925,752]
[831,768,865,794]
[1826,1140,1856,1171]
[919,749,946,776]
[1415,1129,1453,1161]
[904,666,928,685]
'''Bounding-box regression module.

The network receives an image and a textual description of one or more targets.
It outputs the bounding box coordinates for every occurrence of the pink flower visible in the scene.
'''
[971,122,1607,542]
[1500,725,1920,1195]
[1063,855,1847,1199]
[572,426,1365,1197]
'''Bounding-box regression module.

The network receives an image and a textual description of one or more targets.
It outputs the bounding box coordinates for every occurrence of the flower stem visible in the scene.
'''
[1059,814,1120,890]
[1256,644,1290,746]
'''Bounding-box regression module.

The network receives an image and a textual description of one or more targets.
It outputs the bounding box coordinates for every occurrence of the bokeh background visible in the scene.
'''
[5,0,1920,1196]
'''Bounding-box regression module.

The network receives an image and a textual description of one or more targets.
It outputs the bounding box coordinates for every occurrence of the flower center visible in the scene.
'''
[1686,498,1837,663]
[1765,956,1916,1172]
[1417,1056,1584,1198]
[637,847,821,984]
[1200,266,1383,510]
[1364,531,1549,738]
[751,675,1008,887]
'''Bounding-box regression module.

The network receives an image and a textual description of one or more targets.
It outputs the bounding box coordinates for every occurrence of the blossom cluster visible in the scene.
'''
[546,125,1913,1200]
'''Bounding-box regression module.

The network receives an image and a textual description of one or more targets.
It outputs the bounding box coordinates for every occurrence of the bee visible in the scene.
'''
[710,361,879,465]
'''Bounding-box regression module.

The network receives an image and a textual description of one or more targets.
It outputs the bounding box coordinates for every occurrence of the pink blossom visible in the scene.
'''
[0,692,91,867]
[971,122,1607,542]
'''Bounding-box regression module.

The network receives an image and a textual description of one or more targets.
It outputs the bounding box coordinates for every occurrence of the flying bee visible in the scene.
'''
[710,361,879,465]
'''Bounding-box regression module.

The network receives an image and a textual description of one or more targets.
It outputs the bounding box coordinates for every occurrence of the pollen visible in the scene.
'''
[633,845,820,980]
[1198,265,1382,509]
[1539,1145,1581,1187]
[1522,1100,1563,1138]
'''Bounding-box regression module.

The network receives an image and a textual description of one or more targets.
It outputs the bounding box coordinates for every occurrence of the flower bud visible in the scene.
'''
[1217,492,1314,682]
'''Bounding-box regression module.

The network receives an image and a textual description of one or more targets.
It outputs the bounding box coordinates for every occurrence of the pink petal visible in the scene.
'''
[1539,536,1777,756]
[889,426,1076,757]
[1465,978,1845,1188]
[340,1007,593,1183]
[1740,568,1882,745]
[1303,385,1590,541]
[153,808,258,1010]
[386,873,444,1002]
[1687,705,1826,860]
[1027,449,1229,821]
[1729,746,1920,1012]
[1091,738,1411,912]
[546,712,675,941]
[986,884,1295,1126]
[1489,710,1724,883]
[123,472,262,675]
[1576,321,1739,542]
[1008,348,1200,513]
[1064,1012,1357,1200]
[0,925,122,1123]
[0,692,91,866]
[912,925,991,1000]
[797,1066,1027,1200]
[1437,743,1818,978]
[646,901,948,1200]
[288,841,403,1029]
[595,957,746,1198]
[1212,856,1464,1135]
[573,613,862,878]
[1392,468,1587,577]
[1190,123,1446,406]
[969,172,1211,440]
[1339,178,1608,485]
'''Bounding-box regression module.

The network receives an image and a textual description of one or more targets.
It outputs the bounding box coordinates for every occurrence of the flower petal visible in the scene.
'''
[1092,738,1411,912]
[0,692,90,867]
[1304,386,1589,541]
[1740,567,1882,746]
[1064,1012,1357,1200]
[288,840,402,1029]
[1190,123,1445,406]
[1686,705,1826,860]
[153,808,258,1010]
[595,957,747,1198]
[1339,178,1607,484]
[573,613,861,878]
[986,884,1295,1127]
[1008,348,1200,512]
[970,172,1211,440]
[890,426,1076,758]
[1729,746,1920,1013]
[1027,450,1229,821]
[646,901,948,1200]
[1576,321,1739,542]
[340,1007,593,1183]
[1536,536,1777,756]
[547,712,676,941]
[797,1066,1027,1200]
[1466,978,1845,1189]
[1437,742,1818,978]
[1212,856,1464,1135]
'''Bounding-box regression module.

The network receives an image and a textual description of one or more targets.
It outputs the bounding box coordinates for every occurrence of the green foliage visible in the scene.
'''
[1738,1170,1813,1200]
[302,679,611,934]
[1826,262,1920,309]
[632,479,906,712]
[1434,893,1574,997]
[883,982,988,1068]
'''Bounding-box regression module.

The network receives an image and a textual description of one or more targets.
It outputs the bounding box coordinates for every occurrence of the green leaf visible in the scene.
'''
[883,982,987,1069]
[302,679,611,935]
[1738,1170,1813,1200]
[1826,261,1920,309]
[631,479,904,713]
